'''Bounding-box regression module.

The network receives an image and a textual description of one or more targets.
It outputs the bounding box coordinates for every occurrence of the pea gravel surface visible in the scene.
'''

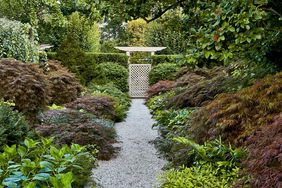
[91,99,166,188]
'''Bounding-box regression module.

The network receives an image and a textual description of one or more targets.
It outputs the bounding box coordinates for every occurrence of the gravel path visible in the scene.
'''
[91,99,166,188]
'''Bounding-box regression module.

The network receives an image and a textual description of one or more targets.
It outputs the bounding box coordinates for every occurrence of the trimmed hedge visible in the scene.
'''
[47,52,128,67]
[85,53,128,67]
[48,52,183,67]
[47,52,57,60]
[94,62,129,92]
[149,63,181,85]
[152,55,182,65]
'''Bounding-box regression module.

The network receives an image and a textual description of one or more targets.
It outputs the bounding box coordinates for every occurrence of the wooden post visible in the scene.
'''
[126,51,131,64]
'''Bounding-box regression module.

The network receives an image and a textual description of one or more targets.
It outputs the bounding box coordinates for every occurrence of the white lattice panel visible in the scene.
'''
[129,64,151,98]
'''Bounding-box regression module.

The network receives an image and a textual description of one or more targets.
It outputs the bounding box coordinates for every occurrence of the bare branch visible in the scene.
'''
[142,0,186,23]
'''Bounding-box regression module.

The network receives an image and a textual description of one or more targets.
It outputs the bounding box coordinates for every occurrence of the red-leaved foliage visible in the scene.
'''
[242,113,282,188]
[65,95,117,121]
[189,72,282,146]
[36,109,117,160]
[0,59,50,118]
[165,66,229,109]
[45,60,83,105]
[175,69,208,87]
[146,80,175,98]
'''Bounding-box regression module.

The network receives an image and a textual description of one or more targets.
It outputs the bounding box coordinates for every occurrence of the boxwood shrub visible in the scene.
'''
[48,52,128,68]
[0,102,31,149]
[85,53,128,67]
[152,55,181,65]
[149,63,180,85]
[94,62,129,92]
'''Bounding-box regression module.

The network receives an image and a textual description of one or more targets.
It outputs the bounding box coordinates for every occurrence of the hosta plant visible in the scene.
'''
[160,138,244,188]
[0,138,96,188]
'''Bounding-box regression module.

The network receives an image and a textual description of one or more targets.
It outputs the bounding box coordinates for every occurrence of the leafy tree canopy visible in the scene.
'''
[0,0,100,48]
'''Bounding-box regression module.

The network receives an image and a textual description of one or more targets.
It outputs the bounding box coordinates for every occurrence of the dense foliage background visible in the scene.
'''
[0,0,281,187]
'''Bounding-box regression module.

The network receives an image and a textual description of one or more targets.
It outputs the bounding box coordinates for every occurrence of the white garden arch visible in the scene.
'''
[115,46,166,98]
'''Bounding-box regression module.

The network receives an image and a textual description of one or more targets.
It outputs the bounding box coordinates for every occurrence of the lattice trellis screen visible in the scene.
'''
[129,64,151,98]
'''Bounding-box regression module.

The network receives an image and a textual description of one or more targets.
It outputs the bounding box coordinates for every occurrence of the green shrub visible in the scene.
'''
[152,108,194,163]
[47,52,57,60]
[147,91,176,114]
[152,55,181,65]
[0,137,96,187]
[68,12,100,52]
[149,63,180,85]
[160,163,239,188]
[86,53,128,67]
[129,52,152,64]
[226,59,277,92]
[47,52,128,68]
[88,84,131,121]
[175,138,245,166]
[153,109,193,138]
[0,103,31,149]
[100,40,120,53]
[94,62,129,92]
[0,18,38,63]
[56,35,98,85]
[160,138,243,188]
[49,51,128,85]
